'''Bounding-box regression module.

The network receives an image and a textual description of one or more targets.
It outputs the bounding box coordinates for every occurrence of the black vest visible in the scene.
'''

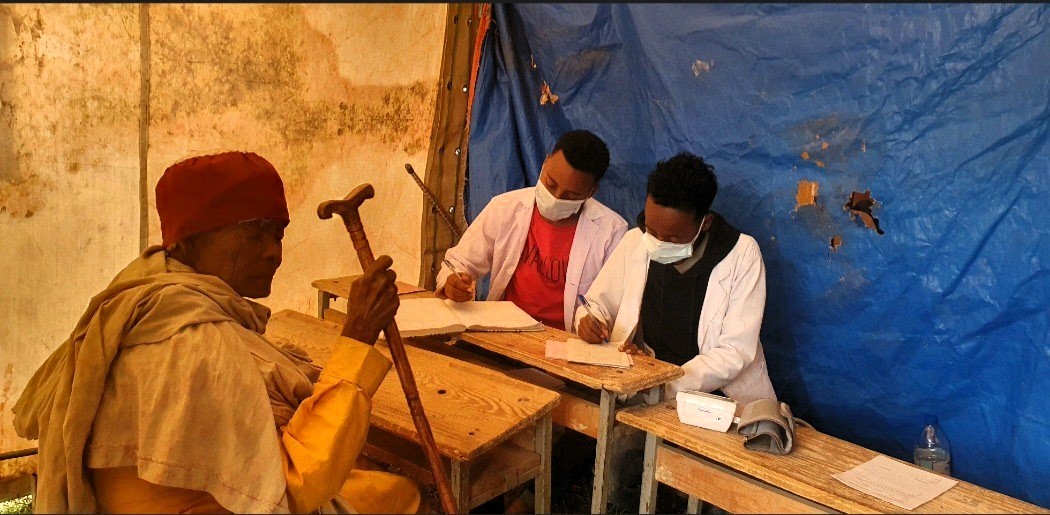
[639,213,741,366]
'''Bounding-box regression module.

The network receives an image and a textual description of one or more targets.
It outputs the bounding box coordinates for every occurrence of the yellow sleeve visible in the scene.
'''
[279,336,392,513]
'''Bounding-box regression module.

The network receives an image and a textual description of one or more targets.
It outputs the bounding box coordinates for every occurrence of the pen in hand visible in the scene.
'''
[442,258,476,295]
[577,294,610,344]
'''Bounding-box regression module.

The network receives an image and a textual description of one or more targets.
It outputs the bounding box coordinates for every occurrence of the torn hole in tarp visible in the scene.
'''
[539,81,559,105]
[795,180,819,211]
[844,190,884,235]
[830,235,843,252]
[692,59,712,76]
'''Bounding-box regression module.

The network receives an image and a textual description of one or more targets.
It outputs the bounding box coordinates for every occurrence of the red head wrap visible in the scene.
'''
[156,151,289,247]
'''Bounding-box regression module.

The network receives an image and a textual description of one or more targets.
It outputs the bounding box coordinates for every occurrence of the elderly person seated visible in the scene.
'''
[13,152,420,513]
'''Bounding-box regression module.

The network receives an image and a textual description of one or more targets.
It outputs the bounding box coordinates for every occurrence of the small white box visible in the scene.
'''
[676,390,739,433]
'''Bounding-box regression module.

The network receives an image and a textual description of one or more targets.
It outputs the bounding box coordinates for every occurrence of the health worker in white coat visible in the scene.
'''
[436,130,628,331]
[576,152,777,403]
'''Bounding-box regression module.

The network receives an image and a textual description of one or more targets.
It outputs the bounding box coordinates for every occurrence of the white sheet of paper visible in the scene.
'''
[567,341,632,368]
[545,338,632,368]
[831,455,958,510]
[544,339,567,359]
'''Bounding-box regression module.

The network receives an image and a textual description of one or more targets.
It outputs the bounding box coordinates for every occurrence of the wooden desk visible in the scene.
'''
[312,276,427,318]
[265,310,561,512]
[617,400,1047,514]
[458,328,683,513]
[312,277,685,513]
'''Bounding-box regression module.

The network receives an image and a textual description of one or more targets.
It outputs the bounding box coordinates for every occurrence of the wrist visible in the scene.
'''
[341,319,380,345]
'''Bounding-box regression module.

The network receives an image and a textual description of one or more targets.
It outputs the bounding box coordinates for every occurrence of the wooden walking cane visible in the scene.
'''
[319,184,458,514]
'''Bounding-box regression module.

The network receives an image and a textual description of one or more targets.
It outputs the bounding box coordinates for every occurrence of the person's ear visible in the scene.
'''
[700,212,713,232]
[171,233,204,263]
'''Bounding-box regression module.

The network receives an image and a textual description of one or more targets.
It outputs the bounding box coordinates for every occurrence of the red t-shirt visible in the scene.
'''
[504,208,578,330]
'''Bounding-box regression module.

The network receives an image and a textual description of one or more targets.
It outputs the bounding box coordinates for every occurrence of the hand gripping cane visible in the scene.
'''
[318,184,458,514]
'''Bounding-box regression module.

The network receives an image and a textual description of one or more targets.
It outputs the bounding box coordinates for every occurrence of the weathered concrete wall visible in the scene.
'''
[144,3,446,315]
[0,3,141,477]
[0,3,447,474]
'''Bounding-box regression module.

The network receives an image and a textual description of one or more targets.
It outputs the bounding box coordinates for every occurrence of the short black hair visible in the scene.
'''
[646,152,718,219]
[551,129,610,181]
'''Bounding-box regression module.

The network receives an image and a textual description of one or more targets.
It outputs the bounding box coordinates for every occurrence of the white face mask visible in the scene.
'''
[534,180,585,221]
[642,226,702,264]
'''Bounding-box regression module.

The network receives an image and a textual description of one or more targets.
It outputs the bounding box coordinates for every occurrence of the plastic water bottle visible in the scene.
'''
[913,414,952,476]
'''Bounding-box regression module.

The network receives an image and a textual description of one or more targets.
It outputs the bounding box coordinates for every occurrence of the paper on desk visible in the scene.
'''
[545,339,568,359]
[545,339,633,368]
[831,455,958,510]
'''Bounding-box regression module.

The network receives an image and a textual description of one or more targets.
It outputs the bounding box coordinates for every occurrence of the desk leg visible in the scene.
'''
[534,414,553,513]
[639,433,662,514]
[451,459,471,513]
[591,389,616,514]
[30,474,37,514]
[687,495,703,514]
[317,291,332,319]
[643,386,661,405]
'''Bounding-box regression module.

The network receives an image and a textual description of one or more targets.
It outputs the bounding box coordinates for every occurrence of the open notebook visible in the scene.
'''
[394,298,544,337]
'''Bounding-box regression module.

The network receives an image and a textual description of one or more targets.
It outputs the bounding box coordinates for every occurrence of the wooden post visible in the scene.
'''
[687,495,703,514]
[419,3,487,289]
[639,433,662,514]
[317,290,331,319]
[591,389,617,513]
[643,385,662,405]
[451,459,472,514]
[534,414,553,513]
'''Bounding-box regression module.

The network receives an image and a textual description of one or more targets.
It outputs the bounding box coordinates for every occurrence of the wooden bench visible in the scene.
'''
[265,310,560,513]
[617,400,1047,514]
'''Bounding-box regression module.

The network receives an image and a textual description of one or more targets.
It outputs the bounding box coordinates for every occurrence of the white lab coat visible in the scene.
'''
[438,187,628,330]
[574,227,777,404]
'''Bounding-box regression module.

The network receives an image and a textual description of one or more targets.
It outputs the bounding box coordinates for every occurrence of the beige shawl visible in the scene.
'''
[12,247,304,513]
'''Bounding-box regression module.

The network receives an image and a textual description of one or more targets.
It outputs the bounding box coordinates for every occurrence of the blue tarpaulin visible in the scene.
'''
[467,3,1049,506]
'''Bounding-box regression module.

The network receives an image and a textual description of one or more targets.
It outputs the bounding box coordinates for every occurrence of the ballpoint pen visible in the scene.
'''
[442,258,476,295]
[577,293,610,344]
